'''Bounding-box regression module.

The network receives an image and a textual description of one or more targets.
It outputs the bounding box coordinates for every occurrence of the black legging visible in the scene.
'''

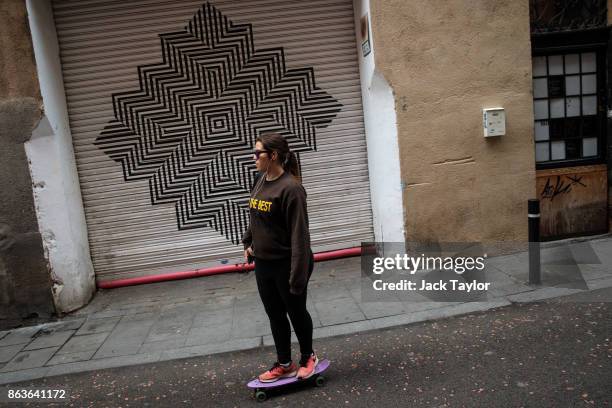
[255,255,314,364]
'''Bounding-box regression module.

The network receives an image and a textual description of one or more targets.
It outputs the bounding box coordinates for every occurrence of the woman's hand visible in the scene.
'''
[244,247,254,263]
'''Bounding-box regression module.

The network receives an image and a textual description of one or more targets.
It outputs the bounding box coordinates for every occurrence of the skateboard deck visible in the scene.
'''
[248,359,330,401]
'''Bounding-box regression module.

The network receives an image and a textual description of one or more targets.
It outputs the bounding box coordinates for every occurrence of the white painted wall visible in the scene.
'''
[25,0,95,313]
[353,0,405,242]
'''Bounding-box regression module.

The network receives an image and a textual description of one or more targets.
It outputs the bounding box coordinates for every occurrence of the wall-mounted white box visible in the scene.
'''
[482,108,505,137]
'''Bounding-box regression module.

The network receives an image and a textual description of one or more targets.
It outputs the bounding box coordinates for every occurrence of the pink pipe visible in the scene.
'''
[97,246,362,289]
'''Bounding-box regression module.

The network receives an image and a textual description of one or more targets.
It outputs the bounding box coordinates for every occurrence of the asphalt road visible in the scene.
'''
[6,288,612,407]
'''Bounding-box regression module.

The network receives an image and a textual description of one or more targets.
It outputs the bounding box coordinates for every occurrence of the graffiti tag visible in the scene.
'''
[541,175,587,201]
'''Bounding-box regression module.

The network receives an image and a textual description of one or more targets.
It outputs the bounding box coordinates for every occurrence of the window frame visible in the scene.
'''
[531,27,608,170]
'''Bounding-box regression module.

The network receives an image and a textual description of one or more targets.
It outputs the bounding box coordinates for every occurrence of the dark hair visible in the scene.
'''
[256,133,301,182]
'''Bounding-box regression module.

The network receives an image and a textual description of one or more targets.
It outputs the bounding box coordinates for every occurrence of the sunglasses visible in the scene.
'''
[253,149,270,159]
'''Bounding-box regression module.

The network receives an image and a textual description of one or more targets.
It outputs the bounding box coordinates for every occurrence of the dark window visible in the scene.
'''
[530,1,607,169]
[532,50,605,166]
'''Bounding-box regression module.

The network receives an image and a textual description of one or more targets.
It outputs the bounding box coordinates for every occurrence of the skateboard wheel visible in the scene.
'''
[255,390,267,402]
[315,375,326,387]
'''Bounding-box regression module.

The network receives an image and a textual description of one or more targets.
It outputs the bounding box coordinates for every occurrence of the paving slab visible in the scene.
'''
[23,330,75,351]
[117,305,163,316]
[230,307,271,339]
[0,344,25,363]
[159,300,204,314]
[590,241,612,267]
[233,293,264,309]
[75,317,120,336]
[483,265,533,297]
[0,367,51,385]
[46,352,162,378]
[138,338,188,354]
[92,313,157,359]
[0,326,40,347]
[357,300,407,320]
[185,322,232,346]
[400,301,457,313]
[369,300,511,330]
[158,337,261,362]
[145,313,194,343]
[115,300,164,311]
[507,287,585,303]
[46,350,96,366]
[314,297,366,326]
[587,275,612,292]
[313,320,375,339]
[191,307,233,328]
[306,299,322,327]
[0,347,60,373]
[196,295,236,313]
[579,264,612,280]
[308,284,353,302]
[57,332,109,355]
[485,253,527,281]
[43,319,86,332]
[262,332,298,347]
[86,309,129,319]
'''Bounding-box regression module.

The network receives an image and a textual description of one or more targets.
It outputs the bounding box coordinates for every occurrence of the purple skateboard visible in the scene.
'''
[247,359,330,402]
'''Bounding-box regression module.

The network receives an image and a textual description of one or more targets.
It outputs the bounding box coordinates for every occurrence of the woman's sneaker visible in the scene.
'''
[258,362,297,383]
[297,353,319,379]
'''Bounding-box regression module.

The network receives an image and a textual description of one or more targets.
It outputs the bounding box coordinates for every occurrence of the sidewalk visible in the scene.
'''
[1,235,611,385]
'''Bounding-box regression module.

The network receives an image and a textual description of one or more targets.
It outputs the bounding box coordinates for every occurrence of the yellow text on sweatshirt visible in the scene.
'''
[250,198,272,212]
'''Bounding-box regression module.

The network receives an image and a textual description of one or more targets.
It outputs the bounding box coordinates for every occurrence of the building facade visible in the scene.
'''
[0,0,609,321]
[530,0,610,239]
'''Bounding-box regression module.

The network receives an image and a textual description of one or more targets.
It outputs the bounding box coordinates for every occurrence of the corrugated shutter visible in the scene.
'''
[52,0,374,280]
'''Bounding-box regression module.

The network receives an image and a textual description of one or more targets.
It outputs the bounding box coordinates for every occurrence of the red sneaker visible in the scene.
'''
[258,362,297,383]
[297,354,319,379]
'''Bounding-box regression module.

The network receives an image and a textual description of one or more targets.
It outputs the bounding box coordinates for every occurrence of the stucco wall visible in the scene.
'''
[26,0,95,314]
[352,0,405,243]
[0,0,55,327]
[369,0,536,243]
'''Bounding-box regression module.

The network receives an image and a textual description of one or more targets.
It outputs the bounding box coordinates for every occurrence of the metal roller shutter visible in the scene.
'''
[52,0,374,281]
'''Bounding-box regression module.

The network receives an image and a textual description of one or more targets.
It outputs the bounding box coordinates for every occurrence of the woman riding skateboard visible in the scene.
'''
[242,132,318,382]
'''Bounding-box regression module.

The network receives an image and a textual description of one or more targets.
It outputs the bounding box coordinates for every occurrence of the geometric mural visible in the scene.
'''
[94,2,342,244]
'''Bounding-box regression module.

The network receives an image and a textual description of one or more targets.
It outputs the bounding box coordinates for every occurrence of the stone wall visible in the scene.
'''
[0,0,54,328]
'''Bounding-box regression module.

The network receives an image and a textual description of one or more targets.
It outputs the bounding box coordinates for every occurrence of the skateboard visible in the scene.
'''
[247,359,330,402]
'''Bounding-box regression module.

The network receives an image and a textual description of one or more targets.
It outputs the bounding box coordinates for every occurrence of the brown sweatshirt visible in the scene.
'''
[242,171,312,295]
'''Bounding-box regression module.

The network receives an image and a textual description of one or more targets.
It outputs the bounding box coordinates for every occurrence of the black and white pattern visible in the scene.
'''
[95,2,342,244]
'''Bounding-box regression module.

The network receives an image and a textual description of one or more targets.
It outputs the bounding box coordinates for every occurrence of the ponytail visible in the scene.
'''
[284,151,301,182]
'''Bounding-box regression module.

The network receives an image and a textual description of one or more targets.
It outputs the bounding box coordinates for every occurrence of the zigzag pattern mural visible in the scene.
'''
[94,2,342,244]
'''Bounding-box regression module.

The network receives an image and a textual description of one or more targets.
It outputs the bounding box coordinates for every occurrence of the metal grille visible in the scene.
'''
[530,0,607,33]
[53,0,374,280]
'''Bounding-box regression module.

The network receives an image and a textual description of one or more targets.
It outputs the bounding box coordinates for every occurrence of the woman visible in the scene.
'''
[242,133,318,382]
